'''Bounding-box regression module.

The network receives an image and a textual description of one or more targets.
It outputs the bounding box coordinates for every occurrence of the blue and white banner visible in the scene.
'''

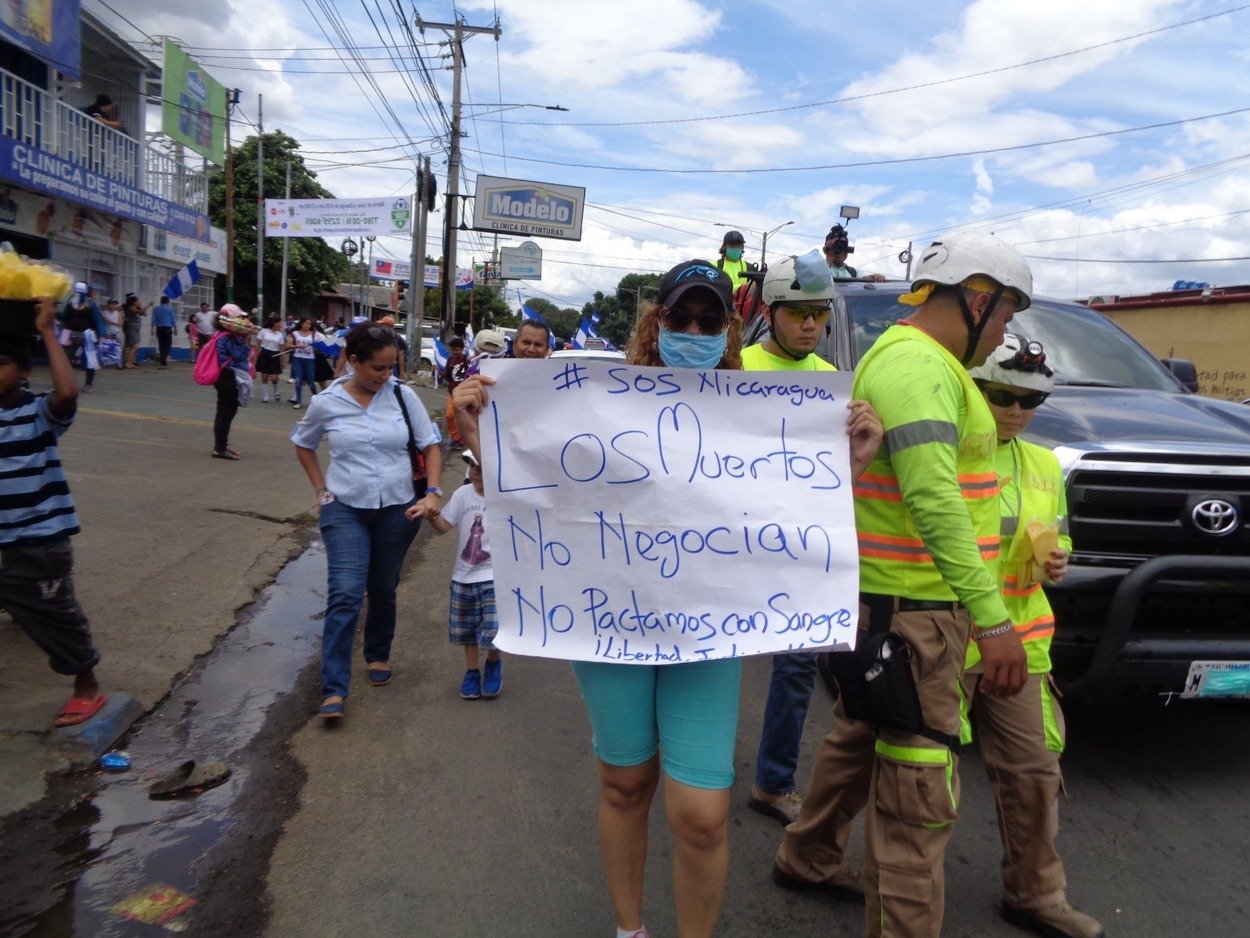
[162,259,200,299]
[0,139,211,238]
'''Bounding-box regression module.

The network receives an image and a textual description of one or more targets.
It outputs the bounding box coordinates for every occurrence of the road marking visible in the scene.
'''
[79,408,293,436]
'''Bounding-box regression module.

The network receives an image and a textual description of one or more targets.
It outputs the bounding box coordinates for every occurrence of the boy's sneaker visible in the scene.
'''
[460,669,482,699]
[482,658,503,698]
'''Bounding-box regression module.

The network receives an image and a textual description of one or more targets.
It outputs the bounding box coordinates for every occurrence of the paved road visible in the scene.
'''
[4,362,1248,936]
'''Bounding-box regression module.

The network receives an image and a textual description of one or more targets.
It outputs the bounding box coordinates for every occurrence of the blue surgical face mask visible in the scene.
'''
[725,247,743,261]
[658,328,727,370]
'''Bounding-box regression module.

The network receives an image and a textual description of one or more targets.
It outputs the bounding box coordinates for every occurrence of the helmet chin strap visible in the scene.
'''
[767,312,809,361]
[958,284,1004,365]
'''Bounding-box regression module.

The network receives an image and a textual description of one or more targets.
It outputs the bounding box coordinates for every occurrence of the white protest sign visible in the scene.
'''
[479,358,860,664]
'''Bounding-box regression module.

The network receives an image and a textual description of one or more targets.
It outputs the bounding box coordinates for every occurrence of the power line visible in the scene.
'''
[1027,254,1250,264]
[496,4,1250,129]
[463,106,1250,175]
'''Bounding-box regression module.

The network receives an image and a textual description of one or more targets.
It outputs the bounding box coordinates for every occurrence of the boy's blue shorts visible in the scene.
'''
[571,657,742,790]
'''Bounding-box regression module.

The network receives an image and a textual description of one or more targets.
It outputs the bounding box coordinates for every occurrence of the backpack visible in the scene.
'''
[193,332,224,385]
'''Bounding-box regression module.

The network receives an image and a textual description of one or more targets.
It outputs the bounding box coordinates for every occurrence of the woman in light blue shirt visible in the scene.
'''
[292,323,443,720]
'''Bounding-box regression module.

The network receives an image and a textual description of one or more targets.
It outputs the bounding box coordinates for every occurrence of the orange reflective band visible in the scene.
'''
[1015,613,1055,642]
[1003,575,1042,598]
[978,536,1000,560]
[853,472,902,502]
[958,472,999,500]
[858,532,931,564]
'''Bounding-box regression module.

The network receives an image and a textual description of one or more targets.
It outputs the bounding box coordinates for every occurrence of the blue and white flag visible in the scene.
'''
[162,260,200,300]
[572,318,593,350]
[434,338,450,372]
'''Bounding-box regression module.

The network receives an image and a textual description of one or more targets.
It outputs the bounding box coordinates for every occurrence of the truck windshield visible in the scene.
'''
[846,292,1182,392]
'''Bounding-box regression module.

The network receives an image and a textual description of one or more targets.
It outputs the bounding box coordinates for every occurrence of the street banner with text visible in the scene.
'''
[264,197,411,237]
[480,358,860,664]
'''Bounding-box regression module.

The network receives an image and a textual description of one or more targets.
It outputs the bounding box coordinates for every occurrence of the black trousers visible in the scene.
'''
[214,368,239,452]
[0,538,98,675]
[156,326,173,364]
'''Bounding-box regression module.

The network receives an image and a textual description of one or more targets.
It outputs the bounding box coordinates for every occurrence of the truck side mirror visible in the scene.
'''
[1160,357,1199,393]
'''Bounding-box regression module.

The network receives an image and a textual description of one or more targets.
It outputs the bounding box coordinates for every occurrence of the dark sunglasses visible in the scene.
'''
[978,384,1049,410]
[662,307,727,336]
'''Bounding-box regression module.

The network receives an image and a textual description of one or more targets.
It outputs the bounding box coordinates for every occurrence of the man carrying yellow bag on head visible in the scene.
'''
[963,334,1104,938]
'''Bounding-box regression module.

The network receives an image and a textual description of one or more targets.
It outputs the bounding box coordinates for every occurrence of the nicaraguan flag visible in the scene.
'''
[162,260,200,300]
[573,319,593,350]
[434,338,450,371]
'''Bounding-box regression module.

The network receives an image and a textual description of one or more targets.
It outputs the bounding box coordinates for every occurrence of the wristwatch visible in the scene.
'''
[426,486,442,497]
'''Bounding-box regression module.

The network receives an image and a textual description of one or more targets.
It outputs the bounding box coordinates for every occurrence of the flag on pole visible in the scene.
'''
[162,260,200,300]
[572,319,593,350]
[434,338,450,372]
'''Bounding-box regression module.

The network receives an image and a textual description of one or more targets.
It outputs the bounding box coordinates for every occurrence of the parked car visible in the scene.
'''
[748,281,1250,702]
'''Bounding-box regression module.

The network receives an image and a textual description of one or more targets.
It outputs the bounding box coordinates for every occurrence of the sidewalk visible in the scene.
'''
[0,361,449,816]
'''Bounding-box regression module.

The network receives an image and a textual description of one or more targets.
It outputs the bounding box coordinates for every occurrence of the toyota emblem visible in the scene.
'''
[1191,498,1239,536]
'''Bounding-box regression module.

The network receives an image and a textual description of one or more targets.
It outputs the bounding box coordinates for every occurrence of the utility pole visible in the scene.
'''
[409,154,431,375]
[256,93,264,317]
[225,89,240,303]
[279,160,291,320]
[416,14,500,337]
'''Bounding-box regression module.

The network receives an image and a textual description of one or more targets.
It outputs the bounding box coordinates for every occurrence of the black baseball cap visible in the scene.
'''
[721,229,745,245]
[657,259,734,313]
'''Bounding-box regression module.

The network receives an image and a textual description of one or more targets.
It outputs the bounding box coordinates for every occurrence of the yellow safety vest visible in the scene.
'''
[967,438,1072,673]
[852,324,1007,629]
[717,256,750,290]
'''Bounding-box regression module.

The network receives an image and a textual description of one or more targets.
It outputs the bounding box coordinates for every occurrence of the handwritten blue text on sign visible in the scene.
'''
[481,359,860,664]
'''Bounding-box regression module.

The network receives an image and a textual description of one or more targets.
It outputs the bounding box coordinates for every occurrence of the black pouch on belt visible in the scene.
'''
[823,596,960,749]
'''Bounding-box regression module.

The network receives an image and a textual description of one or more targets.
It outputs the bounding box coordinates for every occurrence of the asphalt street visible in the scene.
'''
[2,362,1248,937]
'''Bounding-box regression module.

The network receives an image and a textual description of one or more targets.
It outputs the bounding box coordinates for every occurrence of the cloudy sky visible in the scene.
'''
[97,0,1250,308]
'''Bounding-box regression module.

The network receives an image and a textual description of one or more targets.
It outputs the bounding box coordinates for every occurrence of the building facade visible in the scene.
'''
[0,7,218,356]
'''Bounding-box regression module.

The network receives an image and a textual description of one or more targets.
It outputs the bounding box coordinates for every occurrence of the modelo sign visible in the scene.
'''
[472,175,585,242]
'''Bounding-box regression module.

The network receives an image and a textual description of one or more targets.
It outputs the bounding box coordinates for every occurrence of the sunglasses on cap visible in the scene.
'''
[976,381,1049,410]
[662,307,727,336]
[778,304,831,324]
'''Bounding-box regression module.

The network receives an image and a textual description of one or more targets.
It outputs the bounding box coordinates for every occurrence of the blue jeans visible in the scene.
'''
[319,498,419,698]
[292,356,317,404]
[754,651,819,793]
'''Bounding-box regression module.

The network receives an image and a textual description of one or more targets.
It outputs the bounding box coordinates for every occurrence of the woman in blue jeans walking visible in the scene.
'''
[292,323,443,720]
[285,317,320,409]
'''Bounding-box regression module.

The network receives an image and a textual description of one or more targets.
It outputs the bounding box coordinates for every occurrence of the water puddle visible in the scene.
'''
[9,543,328,936]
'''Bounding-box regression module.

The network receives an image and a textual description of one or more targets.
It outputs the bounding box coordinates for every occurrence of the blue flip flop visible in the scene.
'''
[317,699,344,720]
[368,666,392,687]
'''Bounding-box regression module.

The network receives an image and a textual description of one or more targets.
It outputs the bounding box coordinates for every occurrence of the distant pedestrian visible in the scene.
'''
[443,336,467,447]
[284,317,318,409]
[409,450,501,699]
[255,315,285,403]
[192,302,217,355]
[291,323,444,721]
[152,296,176,367]
[121,293,147,368]
[210,305,257,460]
[0,298,107,728]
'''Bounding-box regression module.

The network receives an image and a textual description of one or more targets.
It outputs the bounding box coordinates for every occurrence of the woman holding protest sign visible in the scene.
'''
[450,258,881,938]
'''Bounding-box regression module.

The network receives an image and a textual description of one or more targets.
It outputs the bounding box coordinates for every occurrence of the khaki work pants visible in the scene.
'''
[963,669,1068,910]
[777,603,970,938]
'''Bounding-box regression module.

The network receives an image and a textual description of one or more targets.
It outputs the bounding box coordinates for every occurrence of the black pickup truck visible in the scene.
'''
[759,281,1250,702]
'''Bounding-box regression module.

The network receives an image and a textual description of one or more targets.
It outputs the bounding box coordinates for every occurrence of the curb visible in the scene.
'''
[47,692,145,771]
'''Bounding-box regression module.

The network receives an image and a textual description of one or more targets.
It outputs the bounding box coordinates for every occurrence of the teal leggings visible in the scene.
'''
[571,657,742,790]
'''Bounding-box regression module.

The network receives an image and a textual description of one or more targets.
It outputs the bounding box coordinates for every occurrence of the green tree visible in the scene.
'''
[207,131,351,313]
[584,271,661,349]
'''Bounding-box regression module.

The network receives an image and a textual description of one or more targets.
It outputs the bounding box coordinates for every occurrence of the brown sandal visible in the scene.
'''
[211,449,241,460]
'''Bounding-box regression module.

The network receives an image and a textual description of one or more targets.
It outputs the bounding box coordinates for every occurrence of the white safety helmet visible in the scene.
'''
[761,250,838,306]
[908,232,1033,310]
[968,334,1055,393]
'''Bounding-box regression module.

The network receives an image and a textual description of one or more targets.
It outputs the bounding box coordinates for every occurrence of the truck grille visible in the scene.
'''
[1067,467,1250,559]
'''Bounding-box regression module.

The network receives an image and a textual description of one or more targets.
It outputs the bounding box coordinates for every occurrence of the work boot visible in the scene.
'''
[748,784,803,825]
[1002,900,1105,938]
[771,862,864,904]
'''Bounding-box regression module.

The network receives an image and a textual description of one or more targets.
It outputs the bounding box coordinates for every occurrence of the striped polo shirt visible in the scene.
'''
[0,391,80,547]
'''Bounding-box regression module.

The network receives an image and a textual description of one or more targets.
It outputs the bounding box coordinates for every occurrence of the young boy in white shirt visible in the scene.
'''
[410,450,501,699]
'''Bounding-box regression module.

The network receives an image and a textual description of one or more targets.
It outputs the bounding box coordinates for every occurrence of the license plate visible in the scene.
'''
[1181,661,1250,699]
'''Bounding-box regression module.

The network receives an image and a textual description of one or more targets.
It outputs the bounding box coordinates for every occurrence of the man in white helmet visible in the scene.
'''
[743,251,839,825]
[964,335,1103,938]
[774,233,1032,937]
